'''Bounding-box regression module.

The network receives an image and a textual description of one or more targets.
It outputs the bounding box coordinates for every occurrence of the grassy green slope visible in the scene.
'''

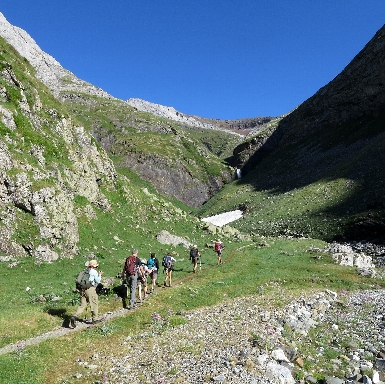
[63,94,237,184]
[196,114,385,242]
[1,233,383,384]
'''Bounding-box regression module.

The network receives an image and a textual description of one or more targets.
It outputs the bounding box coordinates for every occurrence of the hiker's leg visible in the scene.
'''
[169,271,172,287]
[151,271,157,291]
[74,291,88,318]
[138,281,142,301]
[130,275,138,308]
[88,286,99,321]
[122,280,128,308]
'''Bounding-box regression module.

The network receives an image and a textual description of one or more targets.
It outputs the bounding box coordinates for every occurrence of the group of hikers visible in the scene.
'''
[69,240,225,328]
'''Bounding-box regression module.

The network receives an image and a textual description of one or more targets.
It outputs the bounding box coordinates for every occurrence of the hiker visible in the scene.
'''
[122,249,144,310]
[163,252,176,287]
[189,245,200,273]
[214,240,225,265]
[137,258,152,302]
[71,259,103,328]
[147,252,159,293]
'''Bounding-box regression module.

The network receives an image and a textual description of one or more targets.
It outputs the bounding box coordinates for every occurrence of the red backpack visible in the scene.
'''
[214,242,222,252]
[125,255,137,275]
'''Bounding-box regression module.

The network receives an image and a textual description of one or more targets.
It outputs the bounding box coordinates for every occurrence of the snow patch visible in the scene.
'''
[201,210,243,227]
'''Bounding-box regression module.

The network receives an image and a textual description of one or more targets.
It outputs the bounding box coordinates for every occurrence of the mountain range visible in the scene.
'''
[0,12,384,262]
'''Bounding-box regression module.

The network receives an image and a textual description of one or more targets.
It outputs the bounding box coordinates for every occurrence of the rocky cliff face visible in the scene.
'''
[119,151,231,208]
[234,24,385,172]
[0,35,117,261]
[0,13,237,207]
[277,24,385,146]
[127,97,274,136]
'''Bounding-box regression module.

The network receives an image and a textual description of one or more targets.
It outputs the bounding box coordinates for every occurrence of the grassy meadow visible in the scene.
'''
[0,219,383,384]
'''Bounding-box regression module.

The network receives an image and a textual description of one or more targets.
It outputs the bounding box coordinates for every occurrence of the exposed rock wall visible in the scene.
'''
[277,24,385,145]
[233,24,385,173]
[119,152,232,207]
[0,43,117,261]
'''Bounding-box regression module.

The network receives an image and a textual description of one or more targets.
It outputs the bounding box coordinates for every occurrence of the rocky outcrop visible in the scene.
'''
[0,37,117,260]
[127,98,274,136]
[119,151,232,207]
[127,98,220,130]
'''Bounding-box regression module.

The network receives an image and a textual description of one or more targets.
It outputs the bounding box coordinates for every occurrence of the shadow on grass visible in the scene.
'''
[44,307,72,328]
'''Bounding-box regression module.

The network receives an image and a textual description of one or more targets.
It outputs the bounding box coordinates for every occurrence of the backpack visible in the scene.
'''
[75,269,92,290]
[162,255,173,269]
[190,248,199,259]
[214,242,222,252]
[147,258,159,269]
[125,255,138,275]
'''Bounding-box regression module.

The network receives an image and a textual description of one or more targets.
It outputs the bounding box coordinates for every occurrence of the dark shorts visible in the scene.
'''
[191,257,198,264]
[137,275,147,287]
[150,270,158,279]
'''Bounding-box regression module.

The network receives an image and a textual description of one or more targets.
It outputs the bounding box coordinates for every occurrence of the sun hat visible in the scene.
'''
[141,258,147,264]
[89,259,99,267]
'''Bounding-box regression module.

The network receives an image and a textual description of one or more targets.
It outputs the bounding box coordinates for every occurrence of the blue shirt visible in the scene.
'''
[88,267,102,286]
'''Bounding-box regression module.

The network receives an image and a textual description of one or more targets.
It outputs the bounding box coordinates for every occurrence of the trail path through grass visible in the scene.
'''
[0,307,129,356]
[0,246,246,357]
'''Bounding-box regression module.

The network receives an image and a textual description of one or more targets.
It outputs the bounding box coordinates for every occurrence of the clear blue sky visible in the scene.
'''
[1,1,384,120]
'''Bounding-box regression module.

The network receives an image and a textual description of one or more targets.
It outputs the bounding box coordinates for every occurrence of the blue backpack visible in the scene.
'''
[148,258,156,269]
[162,255,173,269]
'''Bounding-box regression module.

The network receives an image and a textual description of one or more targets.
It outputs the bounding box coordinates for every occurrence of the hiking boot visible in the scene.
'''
[70,316,76,328]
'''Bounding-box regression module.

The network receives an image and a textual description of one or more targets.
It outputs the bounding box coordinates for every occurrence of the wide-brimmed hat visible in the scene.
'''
[89,259,99,267]
[141,258,147,264]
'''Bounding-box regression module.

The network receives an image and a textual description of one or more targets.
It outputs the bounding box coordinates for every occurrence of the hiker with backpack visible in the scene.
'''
[214,240,225,265]
[189,245,200,273]
[70,259,103,328]
[162,252,176,287]
[147,252,159,293]
[137,258,152,302]
[122,249,144,310]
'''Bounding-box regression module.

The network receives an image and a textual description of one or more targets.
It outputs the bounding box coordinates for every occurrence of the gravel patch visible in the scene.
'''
[67,289,385,384]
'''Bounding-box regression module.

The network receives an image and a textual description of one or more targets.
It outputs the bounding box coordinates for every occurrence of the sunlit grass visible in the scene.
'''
[1,235,383,383]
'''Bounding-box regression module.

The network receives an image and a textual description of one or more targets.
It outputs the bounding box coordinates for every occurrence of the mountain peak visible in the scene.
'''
[0,12,114,100]
[126,98,218,129]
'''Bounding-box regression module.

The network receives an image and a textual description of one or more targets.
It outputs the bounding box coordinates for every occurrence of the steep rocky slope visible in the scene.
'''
[127,97,274,136]
[0,12,238,207]
[234,25,385,172]
[0,35,117,260]
[63,94,237,207]
[200,25,385,242]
